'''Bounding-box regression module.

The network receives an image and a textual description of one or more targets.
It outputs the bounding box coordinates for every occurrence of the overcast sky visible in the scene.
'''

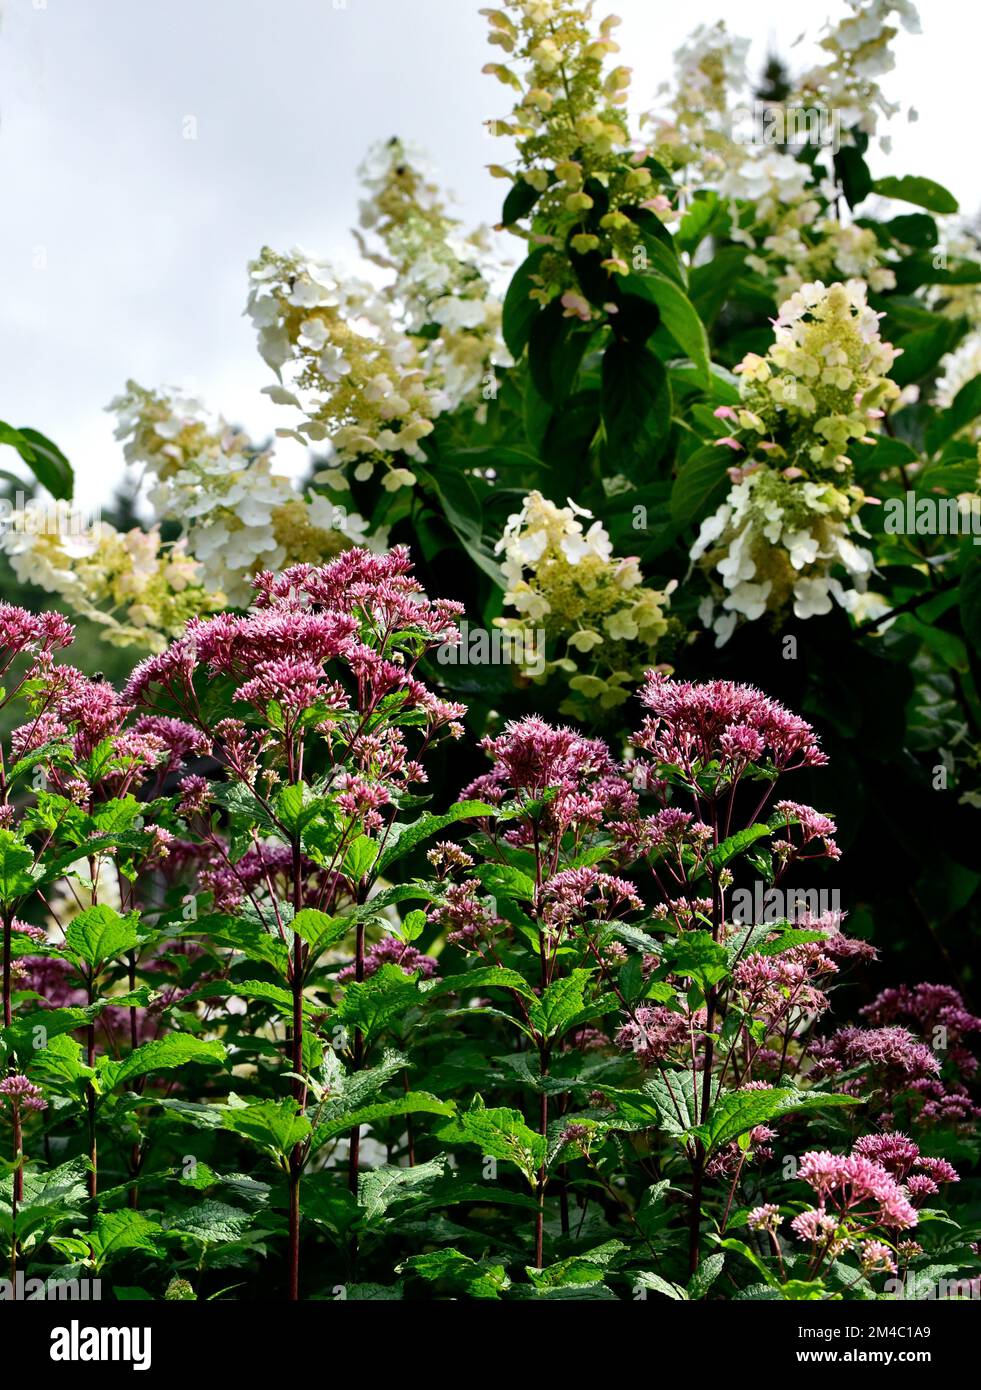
[1,0,977,508]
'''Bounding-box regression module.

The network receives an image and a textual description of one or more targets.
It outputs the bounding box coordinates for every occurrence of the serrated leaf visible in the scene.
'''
[336,964,421,1042]
[686,1087,862,1154]
[377,801,497,874]
[437,1099,545,1186]
[88,1211,164,1271]
[100,1036,227,1093]
[64,904,140,970]
[312,1092,454,1148]
[222,1099,311,1156]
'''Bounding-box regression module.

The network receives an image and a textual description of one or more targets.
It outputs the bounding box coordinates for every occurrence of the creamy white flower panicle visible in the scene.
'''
[356,138,505,412]
[935,331,981,429]
[247,140,505,489]
[643,20,749,188]
[109,382,376,606]
[246,249,441,490]
[643,5,919,298]
[495,490,673,713]
[692,467,885,647]
[792,0,921,143]
[691,278,900,644]
[0,501,220,652]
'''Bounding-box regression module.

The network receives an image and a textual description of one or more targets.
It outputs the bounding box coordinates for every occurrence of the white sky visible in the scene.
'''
[1,0,978,509]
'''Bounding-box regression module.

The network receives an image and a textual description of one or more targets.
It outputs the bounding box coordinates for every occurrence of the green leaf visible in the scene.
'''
[631,272,711,384]
[670,444,731,529]
[64,905,140,970]
[0,422,73,498]
[398,1248,510,1299]
[833,141,873,209]
[168,1201,252,1245]
[437,1098,546,1186]
[686,1251,724,1300]
[358,1156,447,1222]
[926,374,981,452]
[337,963,421,1042]
[88,1211,164,1271]
[342,834,379,883]
[890,318,964,387]
[275,782,326,835]
[473,862,537,902]
[601,342,672,473]
[312,1092,454,1148]
[706,823,772,870]
[660,932,729,990]
[635,1270,687,1299]
[685,1087,862,1154]
[222,1098,311,1156]
[377,801,496,873]
[502,246,548,357]
[529,969,594,1040]
[425,966,536,1001]
[676,192,721,255]
[526,1240,626,1290]
[99,1036,227,1092]
[874,175,959,214]
[180,979,319,1018]
[290,908,351,960]
[1,1004,109,1059]
[0,828,39,905]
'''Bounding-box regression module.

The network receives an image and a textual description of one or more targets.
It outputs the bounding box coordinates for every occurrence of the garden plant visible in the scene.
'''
[0,0,979,1304]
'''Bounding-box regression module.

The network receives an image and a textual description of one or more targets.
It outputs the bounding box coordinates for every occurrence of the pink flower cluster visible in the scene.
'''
[337,937,438,983]
[461,717,636,844]
[0,1073,47,1111]
[538,867,643,935]
[861,983,981,1080]
[796,1147,923,1230]
[634,672,828,779]
[615,1005,689,1064]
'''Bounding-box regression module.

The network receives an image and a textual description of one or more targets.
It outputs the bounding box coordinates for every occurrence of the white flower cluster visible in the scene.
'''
[935,332,981,423]
[246,250,441,491]
[110,382,377,606]
[691,278,901,643]
[646,4,920,277]
[763,218,898,304]
[0,501,218,651]
[495,490,674,712]
[792,0,921,145]
[247,142,504,490]
[692,466,884,646]
[644,20,749,174]
[356,139,504,411]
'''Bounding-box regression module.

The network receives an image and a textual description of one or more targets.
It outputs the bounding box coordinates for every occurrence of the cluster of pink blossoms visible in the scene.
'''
[809,1024,942,1098]
[780,1136,961,1250]
[125,550,467,835]
[615,1005,690,1064]
[337,937,438,983]
[862,983,981,1081]
[461,717,637,846]
[0,1074,47,1111]
[633,672,828,781]
[537,867,643,937]
[0,602,73,674]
